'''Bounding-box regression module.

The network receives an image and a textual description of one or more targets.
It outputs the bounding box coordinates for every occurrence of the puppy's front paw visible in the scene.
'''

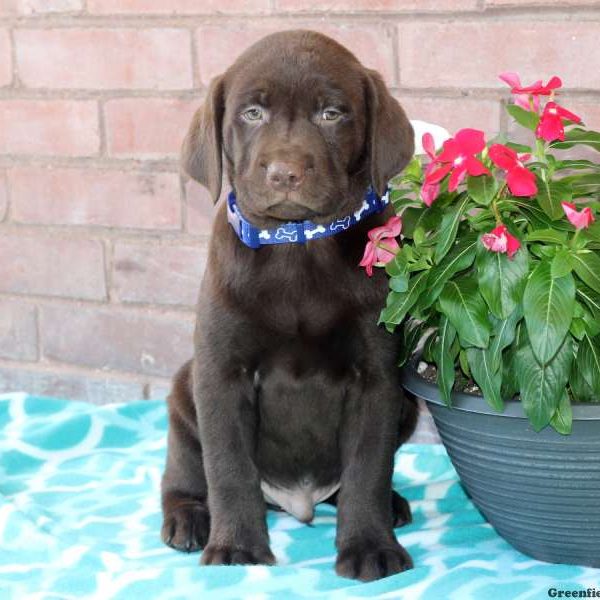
[161,502,210,553]
[335,540,413,582]
[200,543,276,566]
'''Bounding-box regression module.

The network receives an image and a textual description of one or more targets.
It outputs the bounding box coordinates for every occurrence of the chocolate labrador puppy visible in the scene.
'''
[160,30,418,582]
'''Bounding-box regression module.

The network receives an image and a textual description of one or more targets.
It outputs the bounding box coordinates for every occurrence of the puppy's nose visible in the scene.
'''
[266,160,305,191]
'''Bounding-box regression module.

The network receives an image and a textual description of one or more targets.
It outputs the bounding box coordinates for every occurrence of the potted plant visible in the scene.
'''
[361,72,600,567]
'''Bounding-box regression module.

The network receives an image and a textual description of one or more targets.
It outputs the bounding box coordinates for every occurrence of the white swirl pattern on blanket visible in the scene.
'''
[0,393,596,599]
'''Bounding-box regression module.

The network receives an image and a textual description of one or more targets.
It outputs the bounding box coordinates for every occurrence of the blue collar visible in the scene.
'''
[226,187,390,249]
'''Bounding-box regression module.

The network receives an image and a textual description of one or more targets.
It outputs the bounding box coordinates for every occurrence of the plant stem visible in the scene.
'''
[491,183,507,225]
[571,229,581,248]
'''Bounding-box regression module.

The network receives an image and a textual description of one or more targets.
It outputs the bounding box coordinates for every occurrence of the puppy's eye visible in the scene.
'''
[321,108,343,122]
[241,106,264,122]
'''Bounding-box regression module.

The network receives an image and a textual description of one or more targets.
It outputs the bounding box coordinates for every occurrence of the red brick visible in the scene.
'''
[0,235,106,300]
[0,365,149,404]
[0,1,16,15]
[9,167,182,230]
[278,0,477,10]
[18,0,83,13]
[195,24,396,86]
[0,170,7,221]
[15,28,193,90]
[105,98,197,159]
[40,304,194,377]
[186,179,218,236]
[396,96,502,137]
[559,98,600,131]
[0,29,11,87]
[112,242,207,307]
[486,0,598,4]
[0,300,37,361]
[88,0,269,13]
[397,22,600,90]
[0,100,99,156]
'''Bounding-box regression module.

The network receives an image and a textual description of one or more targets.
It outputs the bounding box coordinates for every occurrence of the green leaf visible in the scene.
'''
[434,196,470,264]
[553,159,600,172]
[384,248,409,277]
[401,204,445,241]
[379,270,430,327]
[577,334,600,395]
[577,284,600,321]
[476,243,529,319]
[505,141,532,154]
[536,178,572,221]
[506,104,540,131]
[517,202,573,232]
[467,347,503,412]
[570,349,597,402]
[572,251,600,294]
[550,127,600,152]
[523,261,576,364]
[439,278,492,348]
[565,174,600,198]
[489,308,523,372]
[397,320,431,367]
[419,234,478,311]
[516,336,573,431]
[435,316,457,406]
[400,208,424,240]
[459,348,471,378]
[583,222,600,244]
[582,309,600,338]
[525,229,568,245]
[467,175,498,206]
[389,274,408,293]
[402,156,423,180]
[550,390,573,435]
[570,318,587,340]
[551,248,573,279]
[502,348,519,400]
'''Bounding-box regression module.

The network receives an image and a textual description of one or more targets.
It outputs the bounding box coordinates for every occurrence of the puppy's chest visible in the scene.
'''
[253,331,360,522]
[236,250,368,334]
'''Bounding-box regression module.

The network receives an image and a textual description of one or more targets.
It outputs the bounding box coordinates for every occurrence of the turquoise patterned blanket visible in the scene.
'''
[0,392,597,599]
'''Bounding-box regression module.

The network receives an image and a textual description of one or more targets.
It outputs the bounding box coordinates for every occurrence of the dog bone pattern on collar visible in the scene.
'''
[226,187,390,249]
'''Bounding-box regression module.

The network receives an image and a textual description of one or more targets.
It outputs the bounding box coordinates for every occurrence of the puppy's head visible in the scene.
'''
[182,30,414,227]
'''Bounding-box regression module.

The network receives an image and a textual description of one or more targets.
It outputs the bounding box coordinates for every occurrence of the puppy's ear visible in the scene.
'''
[365,70,414,196]
[181,76,225,203]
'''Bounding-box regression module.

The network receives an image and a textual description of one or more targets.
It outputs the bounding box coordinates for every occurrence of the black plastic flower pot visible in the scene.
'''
[401,362,600,568]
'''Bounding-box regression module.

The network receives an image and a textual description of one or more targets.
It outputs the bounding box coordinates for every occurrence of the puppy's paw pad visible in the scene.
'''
[336,542,413,581]
[200,544,276,566]
[161,503,210,553]
[392,491,413,528]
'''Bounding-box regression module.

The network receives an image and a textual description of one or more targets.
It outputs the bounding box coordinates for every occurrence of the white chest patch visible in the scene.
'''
[261,478,341,523]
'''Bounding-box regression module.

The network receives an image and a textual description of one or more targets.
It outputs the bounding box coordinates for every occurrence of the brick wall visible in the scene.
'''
[0,0,599,404]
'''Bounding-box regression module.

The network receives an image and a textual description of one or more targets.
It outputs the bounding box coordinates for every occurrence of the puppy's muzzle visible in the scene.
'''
[266,160,306,192]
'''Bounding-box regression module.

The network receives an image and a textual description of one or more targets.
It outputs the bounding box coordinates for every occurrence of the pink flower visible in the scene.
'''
[499,72,562,112]
[536,101,582,142]
[420,133,441,206]
[359,215,402,276]
[499,72,542,112]
[424,128,490,193]
[488,144,537,197]
[561,202,595,230]
[481,224,521,259]
[421,181,440,207]
[422,132,436,161]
